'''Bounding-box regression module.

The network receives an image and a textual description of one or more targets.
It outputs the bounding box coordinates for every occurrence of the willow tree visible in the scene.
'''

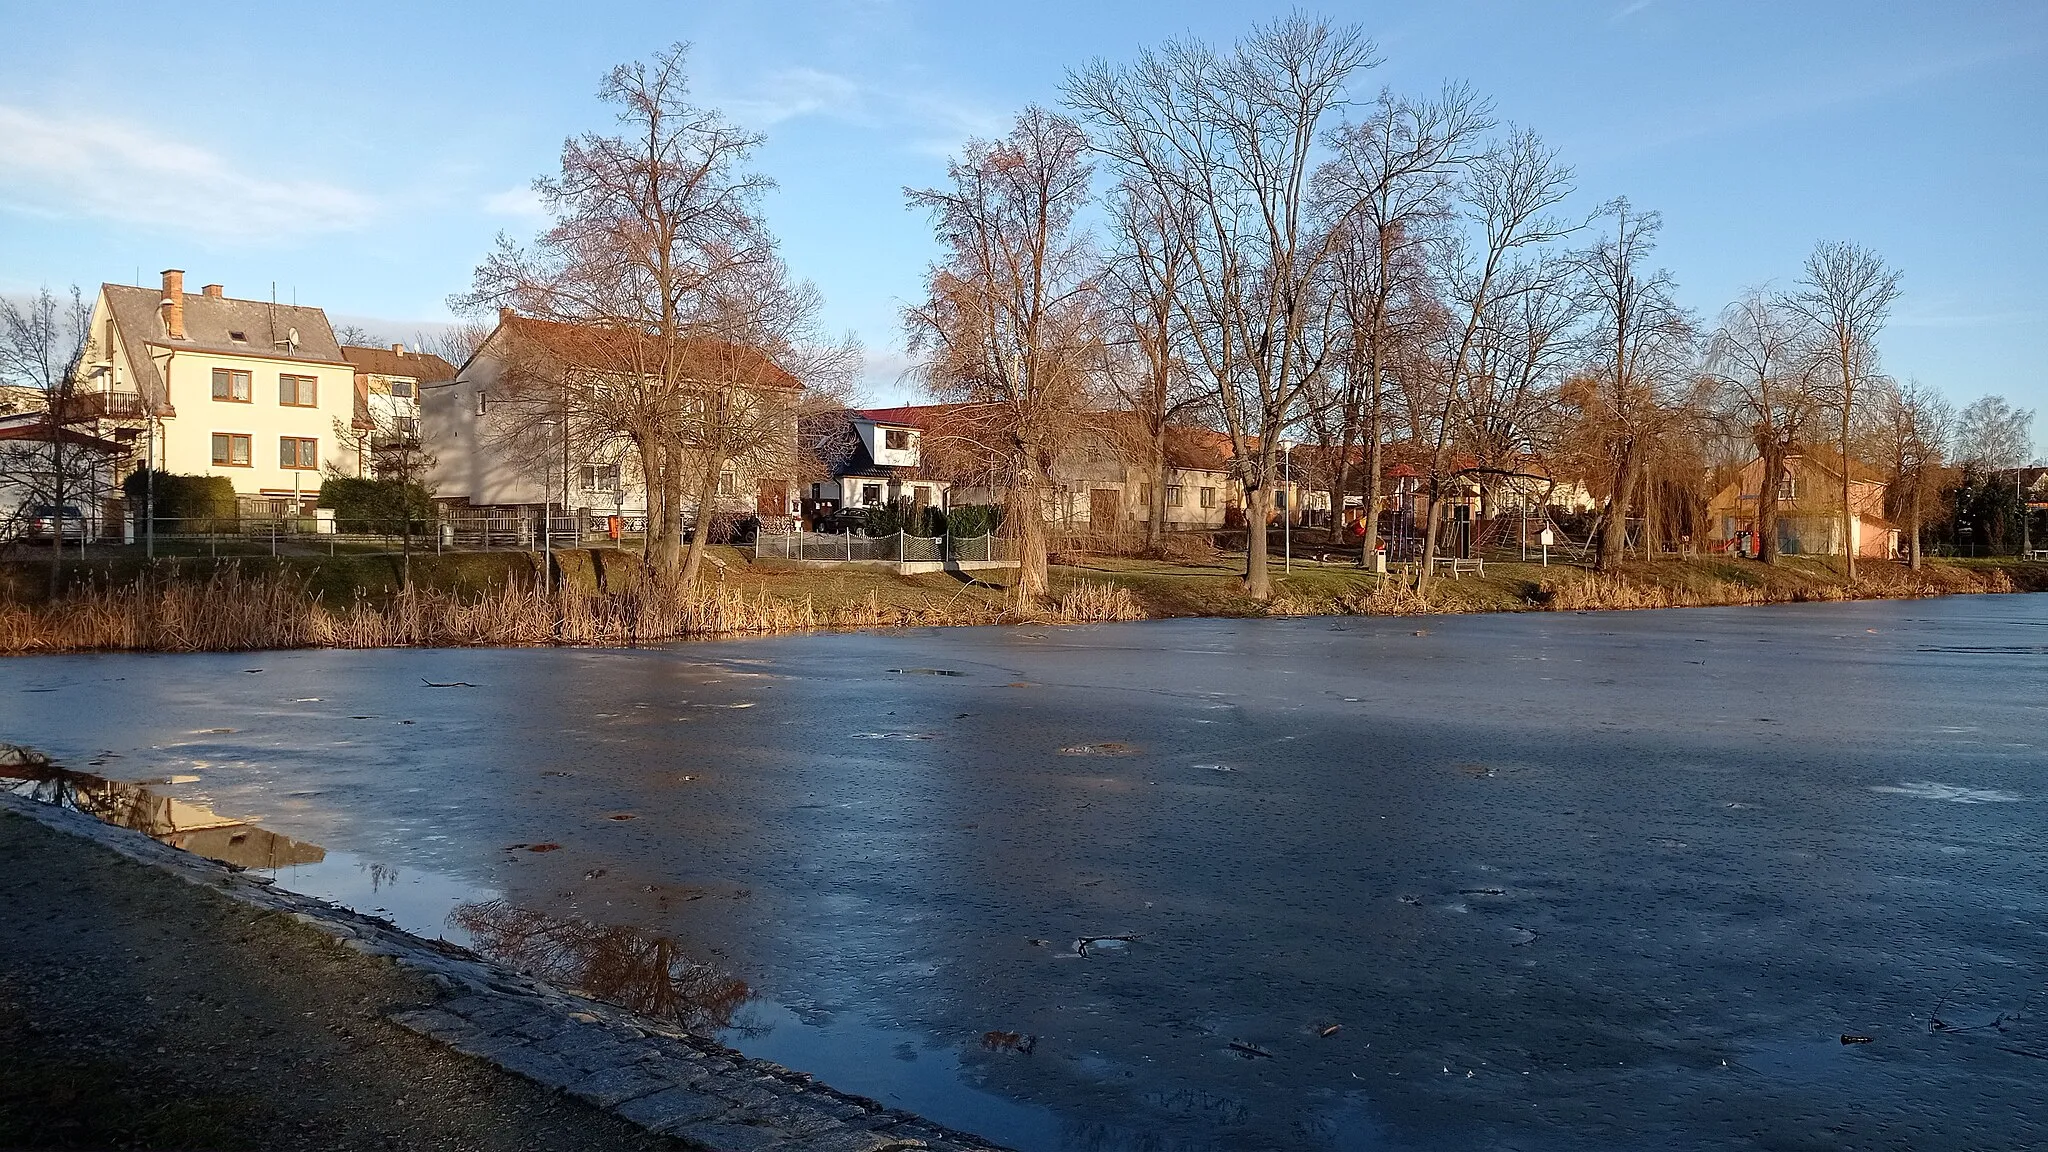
[1707,290,1824,565]
[904,107,1101,601]
[1066,15,1380,600]
[455,42,782,584]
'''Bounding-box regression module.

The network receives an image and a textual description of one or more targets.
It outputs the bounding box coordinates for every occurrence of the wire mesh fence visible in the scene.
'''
[752,530,1011,564]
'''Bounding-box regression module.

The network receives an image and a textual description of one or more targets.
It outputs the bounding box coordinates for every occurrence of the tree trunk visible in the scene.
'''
[1596,440,1642,572]
[677,455,721,590]
[1361,400,1383,566]
[1243,484,1272,600]
[1146,421,1167,553]
[1755,440,1785,565]
[657,449,687,579]
[1838,386,1857,580]
[1415,481,1444,596]
[1011,475,1049,602]
[1907,489,1923,570]
[47,431,65,599]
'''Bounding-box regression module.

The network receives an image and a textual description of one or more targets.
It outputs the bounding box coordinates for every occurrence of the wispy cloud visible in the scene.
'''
[0,105,373,241]
[710,67,1004,157]
[1612,0,1656,21]
[482,184,547,219]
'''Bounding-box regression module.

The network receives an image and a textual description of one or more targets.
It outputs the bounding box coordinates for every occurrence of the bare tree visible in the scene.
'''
[0,286,95,594]
[419,321,492,371]
[1576,199,1694,572]
[455,42,782,585]
[1953,394,2035,471]
[1790,240,1901,578]
[1314,84,1493,555]
[1066,15,1380,600]
[1099,176,1205,552]
[1413,131,1579,592]
[1867,379,1952,568]
[904,107,1102,601]
[333,323,382,347]
[1706,289,1825,564]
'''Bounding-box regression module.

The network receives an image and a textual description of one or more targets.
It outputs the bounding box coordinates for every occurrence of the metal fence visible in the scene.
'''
[753,530,1011,564]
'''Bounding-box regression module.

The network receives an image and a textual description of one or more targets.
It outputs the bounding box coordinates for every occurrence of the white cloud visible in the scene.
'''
[0,104,373,241]
[721,67,868,127]
[482,184,547,219]
[710,67,1004,157]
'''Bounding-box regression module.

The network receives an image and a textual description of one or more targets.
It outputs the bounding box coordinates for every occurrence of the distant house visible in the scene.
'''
[1705,450,1896,558]
[339,343,454,477]
[801,406,953,515]
[72,269,359,513]
[423,311,802,529]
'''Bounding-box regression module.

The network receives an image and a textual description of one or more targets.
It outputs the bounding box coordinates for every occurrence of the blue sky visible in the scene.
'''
[3,0,2043,424]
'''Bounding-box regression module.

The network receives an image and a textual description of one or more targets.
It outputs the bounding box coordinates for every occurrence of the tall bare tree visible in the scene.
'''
[1313,84,1493,554]
[455,42,782,585]
[1066,15,1380,599]
[1100,176,1204,552]
[1790,240,1900,578]
[1706,289,1824,564]
[1577,199,1694,572]
[0,285,94,594]
[1867,379,1952,569]
[1414,131,1578,592]
[904,106,1101,601]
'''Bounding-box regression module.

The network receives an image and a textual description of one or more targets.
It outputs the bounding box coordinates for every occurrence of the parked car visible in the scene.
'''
[817,506,872,534]
[19,505,89,544]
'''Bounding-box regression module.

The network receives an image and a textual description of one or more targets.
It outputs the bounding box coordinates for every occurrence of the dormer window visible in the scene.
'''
[884,428,911,451]
[229,330,248,343]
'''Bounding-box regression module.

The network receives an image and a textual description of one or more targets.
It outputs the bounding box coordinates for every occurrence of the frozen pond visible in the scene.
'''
[4,596,2046,1150]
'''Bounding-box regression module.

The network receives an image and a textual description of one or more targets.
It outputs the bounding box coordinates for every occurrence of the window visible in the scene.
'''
[211,368,251,402]
[389,380,415,399]
[861,483,883,506]
[476,390,488,416]
[395,417,420,437]
[228,330,247,343]
[884,428,911,451]
[280,437,318,469]
[211,433,252,466]
[580,463,620,493]
[1166,484,1184,507]
[1138,483,1152,507]
[1200,487,1217,509]
[717,470,737,496]
[1777,475,1796,502]
[279,374,318,407]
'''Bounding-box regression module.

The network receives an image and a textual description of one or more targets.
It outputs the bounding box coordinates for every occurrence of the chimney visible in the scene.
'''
[201,283,224,299]
[499,306,515,326]
[391,342,406,356]
[160,269,186,340]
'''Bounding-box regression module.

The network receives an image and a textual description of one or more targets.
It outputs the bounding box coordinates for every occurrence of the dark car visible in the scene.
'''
[19,505,89,544]
[817,506,872,534]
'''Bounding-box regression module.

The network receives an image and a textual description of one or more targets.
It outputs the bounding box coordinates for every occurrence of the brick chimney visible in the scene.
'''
[160,269,186,340]
[391,342,406,356]
[499,306,515,325]
[201,283,224,298]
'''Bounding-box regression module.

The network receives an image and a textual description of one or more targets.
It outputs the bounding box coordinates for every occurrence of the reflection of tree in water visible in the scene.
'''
[449,900,751,1032]
[3,764,324,870]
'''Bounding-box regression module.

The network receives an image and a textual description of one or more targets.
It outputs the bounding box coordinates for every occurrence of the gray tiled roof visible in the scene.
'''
[103,284,346,404]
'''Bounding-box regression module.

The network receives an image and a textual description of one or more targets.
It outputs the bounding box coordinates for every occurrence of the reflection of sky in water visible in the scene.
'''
[5,597,2048,1151]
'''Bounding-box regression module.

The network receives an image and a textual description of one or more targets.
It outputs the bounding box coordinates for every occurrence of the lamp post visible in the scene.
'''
[1278,439,1295,574]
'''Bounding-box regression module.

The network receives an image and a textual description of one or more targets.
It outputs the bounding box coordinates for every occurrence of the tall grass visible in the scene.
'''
[0,568,1124,655]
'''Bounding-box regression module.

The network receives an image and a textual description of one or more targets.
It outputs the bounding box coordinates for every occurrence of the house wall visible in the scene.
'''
[146,347,357,501]
[853,420,922,468]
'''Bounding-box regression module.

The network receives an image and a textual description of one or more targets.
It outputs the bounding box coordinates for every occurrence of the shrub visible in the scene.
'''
[945,503,1002,538]
[316,477,433,534]
[121,470,237,531]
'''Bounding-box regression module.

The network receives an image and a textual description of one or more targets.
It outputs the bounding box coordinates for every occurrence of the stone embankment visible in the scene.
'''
[0,791,1005,1152]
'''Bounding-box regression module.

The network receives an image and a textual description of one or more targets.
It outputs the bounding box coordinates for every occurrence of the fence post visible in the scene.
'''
[846,531,852,561]
[270,519,277,557]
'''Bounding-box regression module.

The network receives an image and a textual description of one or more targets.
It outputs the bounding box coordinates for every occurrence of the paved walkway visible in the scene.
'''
[0,795,1003,1152]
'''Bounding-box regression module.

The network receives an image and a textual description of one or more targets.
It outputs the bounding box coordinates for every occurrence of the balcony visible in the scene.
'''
[57,391,147,421]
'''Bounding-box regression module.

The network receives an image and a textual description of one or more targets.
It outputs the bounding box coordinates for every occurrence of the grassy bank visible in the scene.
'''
[0,547,2040,655]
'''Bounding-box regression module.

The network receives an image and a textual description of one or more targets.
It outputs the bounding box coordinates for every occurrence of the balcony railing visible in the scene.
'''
[57,391,146,420]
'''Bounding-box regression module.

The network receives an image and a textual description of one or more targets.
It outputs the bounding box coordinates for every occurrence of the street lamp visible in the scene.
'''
[1278,439,1295,574]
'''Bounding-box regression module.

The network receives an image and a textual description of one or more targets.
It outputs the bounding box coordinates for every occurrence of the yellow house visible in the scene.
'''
[75,269,359,511]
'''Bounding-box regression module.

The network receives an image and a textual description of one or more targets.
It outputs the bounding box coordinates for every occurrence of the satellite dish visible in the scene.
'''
[286,326,300,350]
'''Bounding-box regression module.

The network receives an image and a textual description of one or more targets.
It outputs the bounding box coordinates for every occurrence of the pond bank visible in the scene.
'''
[0,793,1003,1152]
[0,549,2040,654]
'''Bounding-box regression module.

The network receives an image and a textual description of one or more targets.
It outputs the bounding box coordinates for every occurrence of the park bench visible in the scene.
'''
[1430,556,1485,580]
